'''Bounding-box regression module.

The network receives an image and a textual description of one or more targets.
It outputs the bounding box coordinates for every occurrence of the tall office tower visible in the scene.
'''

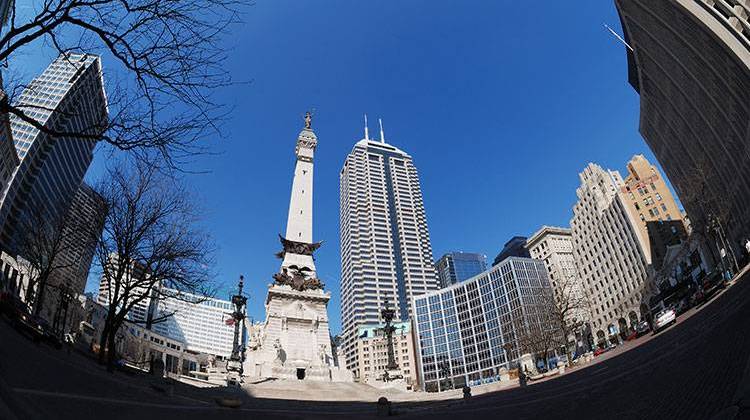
[413,257,554,392]
[152,288,236,358]
[339,120,439,376]
[571,163,653,345]
[491,236,530,266]
[615,0,750,256]
[618,155,685,264]
[0,53,107,255]
[40,183,106,321]
[526,226,591,348]
[435,252,487,288]
[54,184,106,292]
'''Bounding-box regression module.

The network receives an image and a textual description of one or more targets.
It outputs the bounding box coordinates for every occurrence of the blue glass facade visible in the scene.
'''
[413,257,553,392]
[435,252,487,288]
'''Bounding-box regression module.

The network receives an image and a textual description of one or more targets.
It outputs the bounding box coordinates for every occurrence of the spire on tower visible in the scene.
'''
[379,118,385,143]
[364,114,369,140]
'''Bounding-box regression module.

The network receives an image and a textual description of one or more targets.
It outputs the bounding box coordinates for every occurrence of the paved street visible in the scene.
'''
[3,271,750,419]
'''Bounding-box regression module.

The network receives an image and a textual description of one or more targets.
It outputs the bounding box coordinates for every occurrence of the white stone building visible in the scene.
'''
[339,120,439,377]
[570,163,653,345]
[526,226,591,350]
[151,288,236,358]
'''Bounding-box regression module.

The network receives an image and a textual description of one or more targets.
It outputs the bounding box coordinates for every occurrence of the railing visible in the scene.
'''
[698,0,750,51]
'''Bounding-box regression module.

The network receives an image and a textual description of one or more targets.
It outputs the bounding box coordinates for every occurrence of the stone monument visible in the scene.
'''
[243,113,352,383]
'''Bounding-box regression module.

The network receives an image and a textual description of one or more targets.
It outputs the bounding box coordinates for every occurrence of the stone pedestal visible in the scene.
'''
[520,353,536,375]
[243,285,353,382]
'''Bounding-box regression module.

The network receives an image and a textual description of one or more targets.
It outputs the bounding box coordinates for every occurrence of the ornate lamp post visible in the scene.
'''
[227,275,248,386]
[380,300,398,380]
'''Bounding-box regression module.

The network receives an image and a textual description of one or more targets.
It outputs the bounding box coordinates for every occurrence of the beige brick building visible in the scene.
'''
[354,322,418,389]
[619,155,685,264]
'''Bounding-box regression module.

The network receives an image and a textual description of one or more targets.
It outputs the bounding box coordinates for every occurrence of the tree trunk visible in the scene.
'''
[106,330,117,372]
[98,321,110,365]
[32,273,50,317]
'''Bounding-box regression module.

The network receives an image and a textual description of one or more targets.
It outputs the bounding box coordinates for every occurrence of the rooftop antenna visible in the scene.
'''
[379,118,385,143]
[604,23,634,52]
[364,114,370,140]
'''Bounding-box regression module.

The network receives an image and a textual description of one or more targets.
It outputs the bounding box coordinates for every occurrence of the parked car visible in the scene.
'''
[7,305,45,343]
[673,299,690,316]
[694,271,726,306]
[653,308,676,333]
[635,320,651,337]
[35,317,62,349]
[593,345,615,356]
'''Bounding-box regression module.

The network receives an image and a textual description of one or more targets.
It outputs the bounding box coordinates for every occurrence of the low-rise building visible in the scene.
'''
[353,321,418,389]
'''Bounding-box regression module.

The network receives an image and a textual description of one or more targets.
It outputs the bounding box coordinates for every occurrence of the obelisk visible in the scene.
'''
[243,112,352,382]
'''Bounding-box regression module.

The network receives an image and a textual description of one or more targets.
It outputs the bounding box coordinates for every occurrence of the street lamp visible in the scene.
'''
[380,299,398,381]
[227,275,248,386]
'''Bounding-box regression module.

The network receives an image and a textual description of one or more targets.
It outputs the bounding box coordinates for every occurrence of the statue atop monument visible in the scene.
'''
[304,111,312,129]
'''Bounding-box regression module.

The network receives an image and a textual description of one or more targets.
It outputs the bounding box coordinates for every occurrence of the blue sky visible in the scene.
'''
[16,1,671,334]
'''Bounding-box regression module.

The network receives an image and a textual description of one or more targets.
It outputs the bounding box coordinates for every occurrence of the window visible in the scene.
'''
[655,193,662,201]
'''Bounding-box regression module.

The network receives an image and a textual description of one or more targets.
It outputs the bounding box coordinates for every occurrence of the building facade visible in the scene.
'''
[0,88,18,196]
[526,226,591,348]
[96,257,155,325]
[618,154,685,264]
[615,0,750,258]
[339,128,439,377]
[152,288,236,358]
[413,257,555,392]
[492,236,530,266]
[353,321,418,389]
[570,163,653,344]
[435,252,487,288]
[0,53,107,255]
[49,183,105,294]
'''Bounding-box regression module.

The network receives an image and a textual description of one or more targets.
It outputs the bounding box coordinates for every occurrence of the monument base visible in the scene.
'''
[243,284,353,383]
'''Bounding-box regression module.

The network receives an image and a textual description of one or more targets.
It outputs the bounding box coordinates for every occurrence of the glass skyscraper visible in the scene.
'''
[435,252,487,288]
[413,257,553,392]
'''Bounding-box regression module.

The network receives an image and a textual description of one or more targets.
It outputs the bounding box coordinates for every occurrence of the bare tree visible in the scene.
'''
[513,296,564,371]
[1,0,247,169]
[17,200,91,318]
[547,274,592,362]
[94,162,214,371]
